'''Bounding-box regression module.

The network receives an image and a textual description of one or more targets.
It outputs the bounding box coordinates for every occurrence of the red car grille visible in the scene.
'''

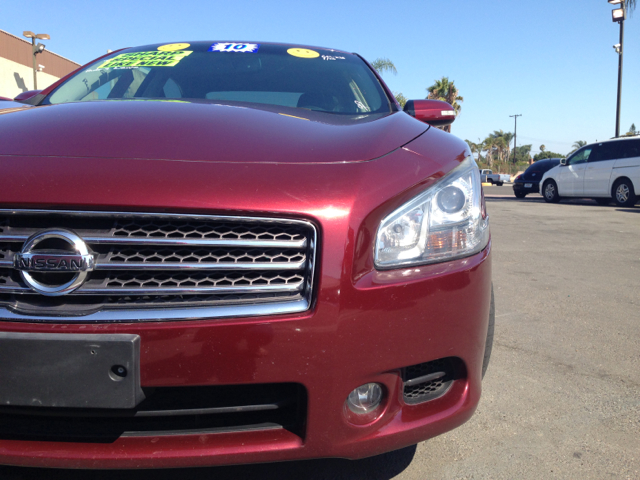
[0,210,316,322]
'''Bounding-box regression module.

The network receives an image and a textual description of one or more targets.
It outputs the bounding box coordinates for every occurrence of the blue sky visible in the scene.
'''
[3,0,638,155]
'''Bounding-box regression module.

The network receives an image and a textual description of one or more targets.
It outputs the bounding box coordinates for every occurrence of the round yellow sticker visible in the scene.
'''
[287,48,319,59]
[158,43,190,52]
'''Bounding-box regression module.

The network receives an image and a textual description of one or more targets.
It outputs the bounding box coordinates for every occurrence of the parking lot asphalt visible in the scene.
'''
[2,189,639,480]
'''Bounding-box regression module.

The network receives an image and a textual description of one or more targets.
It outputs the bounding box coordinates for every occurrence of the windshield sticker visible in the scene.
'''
[209,43,259,53]
[287,48,319,59]
[354,100,370,112]
[158,43,190,51]
[321,55,345,61]
[97,51,193,69]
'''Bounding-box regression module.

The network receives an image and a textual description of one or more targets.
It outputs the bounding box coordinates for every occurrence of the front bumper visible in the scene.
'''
[513,182,540,194]
[0,245,491,469]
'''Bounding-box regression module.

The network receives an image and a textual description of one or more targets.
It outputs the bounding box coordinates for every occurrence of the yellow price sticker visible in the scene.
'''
[287,48,319,59]
[158,43,190,51]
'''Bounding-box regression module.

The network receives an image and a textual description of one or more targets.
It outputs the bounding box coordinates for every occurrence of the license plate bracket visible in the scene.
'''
[0,332,144,409]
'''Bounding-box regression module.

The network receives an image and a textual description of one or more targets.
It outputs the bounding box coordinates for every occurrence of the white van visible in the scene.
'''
[540,137,640,207]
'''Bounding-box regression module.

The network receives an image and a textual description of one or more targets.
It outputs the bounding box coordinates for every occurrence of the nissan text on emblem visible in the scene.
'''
[14,229,95,296]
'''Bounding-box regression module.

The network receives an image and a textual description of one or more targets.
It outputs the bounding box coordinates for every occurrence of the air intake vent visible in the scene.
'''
[0,383,307,443]
[402,357,464,405]
[0,210,316,322]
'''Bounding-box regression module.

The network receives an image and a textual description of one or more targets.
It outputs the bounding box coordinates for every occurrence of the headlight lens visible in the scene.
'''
[375,156,489,268]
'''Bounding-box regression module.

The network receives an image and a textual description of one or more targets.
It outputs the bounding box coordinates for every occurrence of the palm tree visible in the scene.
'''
[494,137,509,164]
[466,139,484,163]
[371,58,397,76]
[371,59,406,108]
[482,136,497,168]
[394,92,407,108]
[571,140,587,152]
[488,130,514,163]
[626,0,636,12]
[426,77,463,133]
[540,144,546,152]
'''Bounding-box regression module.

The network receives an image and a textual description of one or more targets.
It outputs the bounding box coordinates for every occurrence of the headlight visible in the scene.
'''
[375,156,489,268]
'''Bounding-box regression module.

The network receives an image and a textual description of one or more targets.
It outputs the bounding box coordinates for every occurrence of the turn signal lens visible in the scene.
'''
[346,383,383,414]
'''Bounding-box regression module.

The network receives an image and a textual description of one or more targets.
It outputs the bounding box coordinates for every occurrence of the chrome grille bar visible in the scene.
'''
[0,257,305,271]
[0,281,304,296]
[0,234,306,249]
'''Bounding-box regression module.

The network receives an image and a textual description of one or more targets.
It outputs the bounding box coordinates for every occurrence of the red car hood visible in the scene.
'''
[0,101,427,164]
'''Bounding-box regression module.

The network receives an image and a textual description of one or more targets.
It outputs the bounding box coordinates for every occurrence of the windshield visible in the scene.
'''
[44,42,391,115]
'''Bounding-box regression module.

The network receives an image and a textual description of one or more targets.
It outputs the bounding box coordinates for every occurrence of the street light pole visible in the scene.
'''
[609,0,626,138]
[22,31,50,90]
[510,114,522,164]
[614,8,624,138]
[30,37,37,89]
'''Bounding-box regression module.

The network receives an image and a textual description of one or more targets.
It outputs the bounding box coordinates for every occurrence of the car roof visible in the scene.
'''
[583,135,640,149]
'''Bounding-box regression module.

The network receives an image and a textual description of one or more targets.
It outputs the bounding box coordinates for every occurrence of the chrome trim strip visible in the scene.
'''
[0,402,285,417]
[0,209,312,225]
[95,260,306,271]
[3,258,306,271]
[0,298,309,323]
[404,371,446,387]
[0,281,304,296]
[0,234,306,249]
[134,403,282,417]
[120,422,283,437]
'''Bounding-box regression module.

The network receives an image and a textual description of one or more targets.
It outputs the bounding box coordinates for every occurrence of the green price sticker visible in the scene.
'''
[98,50,193,69]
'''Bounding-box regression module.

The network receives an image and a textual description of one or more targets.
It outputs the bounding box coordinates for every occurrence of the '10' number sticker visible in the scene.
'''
[209,43,259,53]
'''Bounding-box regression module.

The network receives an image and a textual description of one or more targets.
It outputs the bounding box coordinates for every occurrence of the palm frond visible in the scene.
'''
[626,0,636,13]
[371,58,397,76]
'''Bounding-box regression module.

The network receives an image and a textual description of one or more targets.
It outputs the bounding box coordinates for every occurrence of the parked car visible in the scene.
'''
[480,169,510,186]
[512,158,562,198]
[540,137,640,207]
[1,41,493,469]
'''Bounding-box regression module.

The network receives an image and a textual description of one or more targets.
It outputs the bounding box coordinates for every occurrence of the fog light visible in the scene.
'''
[346,383,383,414]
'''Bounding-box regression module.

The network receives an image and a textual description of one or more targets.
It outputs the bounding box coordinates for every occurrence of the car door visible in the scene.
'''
[556,147,591,196]
[611,139,640,189]
[584,142,620,195]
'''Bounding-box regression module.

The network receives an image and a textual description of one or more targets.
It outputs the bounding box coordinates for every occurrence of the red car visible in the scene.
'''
[0,42,493,469]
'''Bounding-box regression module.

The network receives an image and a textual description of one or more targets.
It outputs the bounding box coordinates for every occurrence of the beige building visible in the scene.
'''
[0,29,80,99]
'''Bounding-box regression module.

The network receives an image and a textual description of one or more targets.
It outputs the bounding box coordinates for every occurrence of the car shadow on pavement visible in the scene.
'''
[0,445,417,480]
[484,196,544,202]
[485,197,635,208]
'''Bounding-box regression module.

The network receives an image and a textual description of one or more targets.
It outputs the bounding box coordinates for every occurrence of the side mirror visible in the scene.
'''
[403,99,456,127]
[560,158,567,166]
[14,90,42,103]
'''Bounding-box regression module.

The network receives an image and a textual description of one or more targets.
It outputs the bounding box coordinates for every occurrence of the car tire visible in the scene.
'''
[595,198,611,206]
[543,180,560,203]
[497,181,503,186]
[482,284,495,379]
[613,178,637,208]
[515,191,526,198]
